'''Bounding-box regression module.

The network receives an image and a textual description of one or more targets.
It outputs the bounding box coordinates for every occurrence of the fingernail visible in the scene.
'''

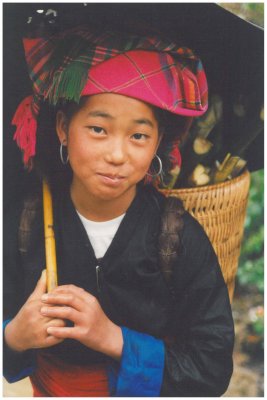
[41,294,49,302]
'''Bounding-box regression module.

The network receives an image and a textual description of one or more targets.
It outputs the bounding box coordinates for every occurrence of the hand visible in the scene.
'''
[4,270,66,352]
[40,284,123,360]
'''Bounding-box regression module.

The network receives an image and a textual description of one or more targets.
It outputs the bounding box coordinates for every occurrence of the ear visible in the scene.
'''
[56,111,68,145]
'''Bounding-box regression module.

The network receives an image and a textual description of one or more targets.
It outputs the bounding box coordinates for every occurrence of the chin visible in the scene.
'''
[95,185,136,202]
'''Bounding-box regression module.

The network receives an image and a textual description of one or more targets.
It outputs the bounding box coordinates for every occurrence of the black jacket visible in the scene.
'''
[3,185,234,396]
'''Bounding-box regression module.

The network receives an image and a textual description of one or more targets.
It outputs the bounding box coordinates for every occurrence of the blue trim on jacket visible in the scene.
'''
[108,326,165,396]
[3,319,12,330]
[3,320,165,393]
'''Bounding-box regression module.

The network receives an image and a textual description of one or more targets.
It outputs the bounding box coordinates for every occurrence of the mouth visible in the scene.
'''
[98,172,125,179]
[97,173,126,186]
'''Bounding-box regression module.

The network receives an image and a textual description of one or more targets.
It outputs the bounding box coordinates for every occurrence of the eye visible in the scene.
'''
[88,126,105,135]
[131,133,149,141]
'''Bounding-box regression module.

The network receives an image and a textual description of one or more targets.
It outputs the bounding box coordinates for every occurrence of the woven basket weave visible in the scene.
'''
[160,169,250,302]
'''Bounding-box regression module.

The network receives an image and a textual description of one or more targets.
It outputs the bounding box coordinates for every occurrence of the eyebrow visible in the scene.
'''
[133,118,155,129]
[86,111,154,128]
[86,111,114,119]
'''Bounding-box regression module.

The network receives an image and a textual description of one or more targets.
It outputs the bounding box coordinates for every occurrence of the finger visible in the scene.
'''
[51,285,86,296]
[41,292,84,312]
[46,318,66,328]
[42,285,98,310]
[29,270,47,300]
[43,335,64,347]
[41,305,80,323]
[51,285,101,311]
[46,326,80,340]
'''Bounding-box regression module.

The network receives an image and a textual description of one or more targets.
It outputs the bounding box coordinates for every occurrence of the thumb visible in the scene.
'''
[30,270,47,299]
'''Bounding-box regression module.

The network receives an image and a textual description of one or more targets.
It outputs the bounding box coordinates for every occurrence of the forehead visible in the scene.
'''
[79,93,158,122]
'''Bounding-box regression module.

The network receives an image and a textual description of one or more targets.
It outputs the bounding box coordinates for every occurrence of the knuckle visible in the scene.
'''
[69,294,75,303]
[89,295,97,304]
[63,306,72,318]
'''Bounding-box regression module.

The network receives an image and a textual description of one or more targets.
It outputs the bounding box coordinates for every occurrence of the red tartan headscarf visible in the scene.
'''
[11,26,208,169]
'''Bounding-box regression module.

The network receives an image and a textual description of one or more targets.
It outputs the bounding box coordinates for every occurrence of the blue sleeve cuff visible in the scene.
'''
[3,319,12,330]
[3,319,36,383]
[108,327,165,397]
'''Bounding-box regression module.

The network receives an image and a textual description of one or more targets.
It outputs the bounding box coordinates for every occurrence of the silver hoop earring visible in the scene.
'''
[146,154,163,177]
[60,142,69,165]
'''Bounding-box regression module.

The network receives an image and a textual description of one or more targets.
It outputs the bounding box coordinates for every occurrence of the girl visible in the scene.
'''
[3,26,234,397]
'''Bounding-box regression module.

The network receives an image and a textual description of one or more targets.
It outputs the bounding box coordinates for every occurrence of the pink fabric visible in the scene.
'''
[82,50,207,117]
[12,95,36,167]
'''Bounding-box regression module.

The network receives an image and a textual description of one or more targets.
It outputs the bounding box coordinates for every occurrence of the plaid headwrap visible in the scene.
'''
[12,26,208,168]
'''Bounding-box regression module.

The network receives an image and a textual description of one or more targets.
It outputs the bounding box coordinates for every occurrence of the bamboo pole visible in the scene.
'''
[43,180,58,292]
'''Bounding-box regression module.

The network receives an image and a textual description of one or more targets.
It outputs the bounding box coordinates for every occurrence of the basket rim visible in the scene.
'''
[160,169,250,195]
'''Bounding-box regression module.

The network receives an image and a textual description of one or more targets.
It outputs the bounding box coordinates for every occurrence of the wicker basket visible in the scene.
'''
[160,169,250,302]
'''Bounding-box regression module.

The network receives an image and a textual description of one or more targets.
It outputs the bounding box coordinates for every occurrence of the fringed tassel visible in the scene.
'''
[169,143,182,169]
[12,95,37,168]
[46,62,88,105]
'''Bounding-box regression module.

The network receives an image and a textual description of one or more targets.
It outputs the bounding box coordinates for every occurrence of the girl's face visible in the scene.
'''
[56,93,160,204]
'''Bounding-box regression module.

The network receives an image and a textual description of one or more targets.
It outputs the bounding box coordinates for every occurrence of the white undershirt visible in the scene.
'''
[76,210,125,259]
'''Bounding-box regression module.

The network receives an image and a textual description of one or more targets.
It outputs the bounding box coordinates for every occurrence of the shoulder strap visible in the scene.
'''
[18,194,41,256]
[159,196,185,284]
[18,191,184,283]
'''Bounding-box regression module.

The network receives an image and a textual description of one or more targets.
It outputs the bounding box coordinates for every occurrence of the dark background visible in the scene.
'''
[3,3,264,208]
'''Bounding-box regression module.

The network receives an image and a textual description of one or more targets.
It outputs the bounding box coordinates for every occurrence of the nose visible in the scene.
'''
[104,137,127,165]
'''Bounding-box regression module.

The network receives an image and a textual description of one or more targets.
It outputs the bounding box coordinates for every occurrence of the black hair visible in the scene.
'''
[33,96,186,193]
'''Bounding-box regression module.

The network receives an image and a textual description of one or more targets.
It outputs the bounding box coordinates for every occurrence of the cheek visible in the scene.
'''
[67,135,98,171]
[69,141,91,159]
[68,127,97,154]
[132,149,156,174]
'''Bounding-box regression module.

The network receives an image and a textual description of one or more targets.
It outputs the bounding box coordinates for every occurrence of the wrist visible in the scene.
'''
[4,320,27,353]
[100,322,123,361]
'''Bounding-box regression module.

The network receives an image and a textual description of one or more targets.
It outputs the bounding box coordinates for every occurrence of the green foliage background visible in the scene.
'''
[219,3,264,27]
[237,169,264,293]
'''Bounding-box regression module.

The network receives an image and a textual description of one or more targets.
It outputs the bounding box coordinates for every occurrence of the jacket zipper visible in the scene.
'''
[96,265,101,292]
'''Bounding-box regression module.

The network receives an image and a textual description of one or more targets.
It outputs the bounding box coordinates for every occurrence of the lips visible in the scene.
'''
[98,172,125,180]
[97,172,126,186]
